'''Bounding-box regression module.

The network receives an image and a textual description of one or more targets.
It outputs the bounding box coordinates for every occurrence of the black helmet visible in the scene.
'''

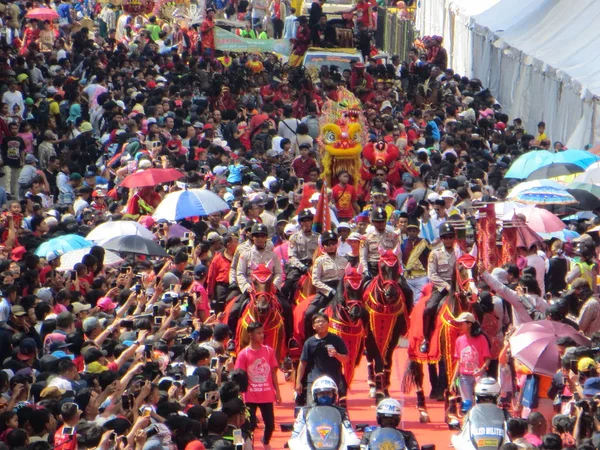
[251,223,268,236]
[298,209,314,221]
[439,222,456,237]
[321,231,338,245]
[243,220,258,232]
[370,207,387,222]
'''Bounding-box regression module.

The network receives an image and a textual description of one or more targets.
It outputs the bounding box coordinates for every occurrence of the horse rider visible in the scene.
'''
[304,231,349,339]
[282,209,320,303]
[228,220,259,299]
[401,216,430,304]
[360,207,401,280]
[420,222,461,353]
[229,223,286,336]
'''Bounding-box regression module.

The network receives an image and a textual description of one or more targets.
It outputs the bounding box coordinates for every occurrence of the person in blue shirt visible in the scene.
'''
[424,110,440,142]
[226,158,244,184]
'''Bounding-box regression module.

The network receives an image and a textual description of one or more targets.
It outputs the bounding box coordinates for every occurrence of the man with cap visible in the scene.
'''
[304,232,349,339]
[231,223,286,337]
[336,223,353,257]
[420,222,462,353]
[228,220,259,294]
[282,208,320,304]
[567,278,600,337]
[360,207,401,279]
[207,233,238,313]
[401,216,431,303]
[0,305,36,362]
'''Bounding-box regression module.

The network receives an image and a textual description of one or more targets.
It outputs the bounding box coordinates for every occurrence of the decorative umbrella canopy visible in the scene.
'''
[507,179,565,199]
[510,320,590,377]
[510,186,577,205]
[35,234,92,257]
[26,7,60,20]
[513,206,566,233]
[86,220,156,245]
[103,235,168,257]
[57,248,124,271]
[120,168,184,188]
[567,182,600,199]
[526,163,583,181]
[574,161,600,184]
[504,150,554,179]
[152,189,230,221]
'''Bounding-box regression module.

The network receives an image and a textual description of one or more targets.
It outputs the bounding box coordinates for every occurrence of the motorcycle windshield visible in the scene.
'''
[305,406,342,450]
[369,428,406,450]
[469,404,506,450]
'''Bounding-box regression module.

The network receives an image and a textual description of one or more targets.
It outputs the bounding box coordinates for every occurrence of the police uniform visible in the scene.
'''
[282,209,320,302]
[229,224,291,338]
[304,231,348,338]
[421,222,462,351]
[360,207,401,277]
[401,217,430,303]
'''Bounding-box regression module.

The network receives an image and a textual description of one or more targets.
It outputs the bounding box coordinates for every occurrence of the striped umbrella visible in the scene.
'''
[510,186,577,205]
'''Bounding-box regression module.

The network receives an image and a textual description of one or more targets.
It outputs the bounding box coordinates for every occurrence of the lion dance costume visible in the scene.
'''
[318,88,367,188]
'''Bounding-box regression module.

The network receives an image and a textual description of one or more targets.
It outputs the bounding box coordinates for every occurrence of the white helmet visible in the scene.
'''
[311,376,338,403]
[474,377,501,397]
[376,399,402,417]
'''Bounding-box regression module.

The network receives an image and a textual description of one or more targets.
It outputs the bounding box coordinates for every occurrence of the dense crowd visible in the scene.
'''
[0,0,599,450]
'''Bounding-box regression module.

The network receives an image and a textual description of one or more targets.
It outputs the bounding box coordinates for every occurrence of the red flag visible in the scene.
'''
[312,184,331,234]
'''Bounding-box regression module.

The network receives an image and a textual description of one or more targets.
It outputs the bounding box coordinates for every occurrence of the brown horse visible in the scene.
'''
[233,262,287,363]
[363,250,413,402]
[402,253,478,423]
[324,265,367,406]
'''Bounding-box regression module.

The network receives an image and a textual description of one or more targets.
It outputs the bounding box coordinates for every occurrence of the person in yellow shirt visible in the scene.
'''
[536,121,547,142]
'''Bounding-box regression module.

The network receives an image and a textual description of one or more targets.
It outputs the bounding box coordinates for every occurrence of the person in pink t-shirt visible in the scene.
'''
[235,321,281,449]
[191,264,209,321]
[451,312,491,412]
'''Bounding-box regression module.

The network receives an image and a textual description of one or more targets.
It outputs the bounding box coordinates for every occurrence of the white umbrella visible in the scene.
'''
[86,220,156,245]
[152,189,230,221]
[494,201,527,221]
[507,179,565,199]
[573,161,600,184]
[56,248,125,271]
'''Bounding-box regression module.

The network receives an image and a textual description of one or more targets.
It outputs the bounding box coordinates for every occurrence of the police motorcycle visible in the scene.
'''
[451,378,508,450]
[288,376,361,450]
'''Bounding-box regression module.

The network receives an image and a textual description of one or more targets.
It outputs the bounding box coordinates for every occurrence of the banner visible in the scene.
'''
[214,27,291,55]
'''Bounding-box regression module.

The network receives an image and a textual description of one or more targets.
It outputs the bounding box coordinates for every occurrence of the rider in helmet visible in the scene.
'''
[420,221,461,353]
[360,398,420,449]
[291,376,357,440]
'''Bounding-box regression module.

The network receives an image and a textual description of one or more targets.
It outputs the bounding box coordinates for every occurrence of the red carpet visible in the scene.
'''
[254,347,454,448]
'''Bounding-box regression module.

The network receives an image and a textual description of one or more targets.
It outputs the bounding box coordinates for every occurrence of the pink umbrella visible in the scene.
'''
[515,206,566,233]
[120,168,183,188]
[25,7,60,20]
[509,320,590,377]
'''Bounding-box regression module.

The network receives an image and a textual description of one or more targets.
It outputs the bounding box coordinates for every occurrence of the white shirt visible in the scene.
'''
[0,298,10,323]
[73,198,90,217]
[283,14,298,39]
[2,90,25,118]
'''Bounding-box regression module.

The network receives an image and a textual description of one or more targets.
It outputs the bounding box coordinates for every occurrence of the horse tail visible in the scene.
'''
[401,359,422,394]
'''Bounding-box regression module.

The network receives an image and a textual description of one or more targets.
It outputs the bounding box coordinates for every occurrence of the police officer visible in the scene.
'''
[304,231,348,339]
[360,207,401,279]
[360,399,420,450]
[229,224,286,336]
[401,216,430,304]
[420,222,461,353]
[228,220,259,293]
[282,209,320,302]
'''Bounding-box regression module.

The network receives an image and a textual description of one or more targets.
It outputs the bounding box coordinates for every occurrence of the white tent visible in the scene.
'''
[471,0,600,148]
[414,0,600,148]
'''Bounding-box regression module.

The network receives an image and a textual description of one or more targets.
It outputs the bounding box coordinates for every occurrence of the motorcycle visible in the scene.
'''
[288,406,361,450]
[451,404,507,450]
[361,428,406,450]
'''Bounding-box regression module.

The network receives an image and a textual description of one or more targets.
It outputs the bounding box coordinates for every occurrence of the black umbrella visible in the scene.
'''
[526,163,583,181]
[102,235,167,257]
[544,188,600,215]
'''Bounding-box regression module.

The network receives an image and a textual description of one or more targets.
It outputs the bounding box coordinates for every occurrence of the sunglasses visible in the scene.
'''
[440,235,455,240]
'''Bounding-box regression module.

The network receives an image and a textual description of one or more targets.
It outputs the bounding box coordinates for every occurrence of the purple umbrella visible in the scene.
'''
[509,320,590,377]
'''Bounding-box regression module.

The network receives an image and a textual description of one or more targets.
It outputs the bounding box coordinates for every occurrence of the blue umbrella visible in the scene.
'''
[504,151,553,179]
[152,189,230,221]
[35,234,92,257]
[511,186,577,205]
[552,149,600,169]
[537,229,580,242]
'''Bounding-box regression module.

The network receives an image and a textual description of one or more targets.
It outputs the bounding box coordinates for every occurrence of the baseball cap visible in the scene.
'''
[194,264,207,277]
[11,305,27,317]
[97,297,118,312]
[583,377,600,397]
[206,232,222,243]
[578,357,597,372]
[17,338,37,361]
[213,323,232,341]
[25,154,38,164]
[455,312,476,323]
[72,302,92,315]
[83,317,100,334]
[11,246,26,262]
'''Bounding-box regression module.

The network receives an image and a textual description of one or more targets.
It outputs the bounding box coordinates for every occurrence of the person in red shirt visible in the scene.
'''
[349,63,375,103]
[351,0,372,28]
[332,170,359,222]
[206,233,238,313]
[200,8,216,58]
[290,16,310,67]
[291,144,317,182]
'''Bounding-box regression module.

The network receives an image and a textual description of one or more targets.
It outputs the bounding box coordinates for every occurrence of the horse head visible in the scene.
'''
[343,264,364,303]
[250,262,276,315]
[377,249,401,304]
[453,254,478,311]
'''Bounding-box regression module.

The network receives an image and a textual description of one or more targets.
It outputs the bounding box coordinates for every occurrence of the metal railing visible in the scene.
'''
[377,8,417,62]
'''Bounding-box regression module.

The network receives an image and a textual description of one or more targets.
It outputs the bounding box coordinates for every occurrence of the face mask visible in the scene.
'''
[316,395,334,406]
